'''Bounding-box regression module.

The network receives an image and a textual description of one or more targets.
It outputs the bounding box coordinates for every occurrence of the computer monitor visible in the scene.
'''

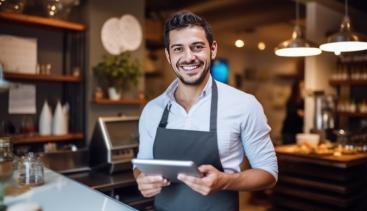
[103,118,139,147]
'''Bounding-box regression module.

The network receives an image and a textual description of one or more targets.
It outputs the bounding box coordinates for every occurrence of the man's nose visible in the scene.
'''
[182,49,195,62]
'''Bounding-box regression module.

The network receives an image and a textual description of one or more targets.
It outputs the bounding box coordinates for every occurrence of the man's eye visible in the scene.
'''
[193,45,204,51]
[173,47,183,52]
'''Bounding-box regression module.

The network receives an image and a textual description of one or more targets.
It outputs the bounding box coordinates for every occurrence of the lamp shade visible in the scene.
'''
[320,16,367,52]
[275,25,322,57]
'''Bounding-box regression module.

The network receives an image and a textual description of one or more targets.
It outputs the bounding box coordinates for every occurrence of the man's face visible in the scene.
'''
[165,26,217,86]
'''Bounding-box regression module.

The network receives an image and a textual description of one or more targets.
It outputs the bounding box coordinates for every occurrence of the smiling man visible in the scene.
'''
[134,11,278,211]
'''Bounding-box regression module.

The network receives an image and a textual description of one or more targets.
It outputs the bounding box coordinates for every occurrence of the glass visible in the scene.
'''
[20,117,36,135]
[0,0,26,13]
[16,152,44,187]
[0,137,14,209]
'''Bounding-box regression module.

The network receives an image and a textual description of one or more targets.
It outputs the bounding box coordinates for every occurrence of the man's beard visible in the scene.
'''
[174,59,212,86]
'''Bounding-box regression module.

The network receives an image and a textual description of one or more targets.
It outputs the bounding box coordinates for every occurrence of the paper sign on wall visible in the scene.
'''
[0,35,37,74]
[9,83,36,114]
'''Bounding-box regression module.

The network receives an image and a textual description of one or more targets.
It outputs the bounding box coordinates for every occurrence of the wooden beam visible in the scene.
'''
[183,0,244,14]
[298,0,367,24]
[211,4,295,31]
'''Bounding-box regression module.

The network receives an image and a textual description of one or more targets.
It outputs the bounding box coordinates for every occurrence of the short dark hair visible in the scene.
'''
[163,11,214,49]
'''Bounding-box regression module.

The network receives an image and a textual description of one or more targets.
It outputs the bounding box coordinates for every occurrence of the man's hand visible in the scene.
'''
[136,173,171,197]
[177,165,228,196]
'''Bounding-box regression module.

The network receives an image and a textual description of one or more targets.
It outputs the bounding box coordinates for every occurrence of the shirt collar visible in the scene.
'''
[165,75,213,102]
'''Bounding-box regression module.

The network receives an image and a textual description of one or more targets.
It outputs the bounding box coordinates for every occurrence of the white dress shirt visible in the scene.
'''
[137,76,278,180]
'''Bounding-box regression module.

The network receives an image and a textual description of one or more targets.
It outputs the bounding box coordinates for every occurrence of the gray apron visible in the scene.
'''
[153,79,239,211]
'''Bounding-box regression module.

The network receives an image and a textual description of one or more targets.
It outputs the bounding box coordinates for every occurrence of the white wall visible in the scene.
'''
[85,0,145,140]
[304,2,341,133]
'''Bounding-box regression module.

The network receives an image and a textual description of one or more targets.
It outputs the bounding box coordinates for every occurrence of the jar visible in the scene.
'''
[16,153,44,187]
[0,137,14,210]
[0,137,14,182]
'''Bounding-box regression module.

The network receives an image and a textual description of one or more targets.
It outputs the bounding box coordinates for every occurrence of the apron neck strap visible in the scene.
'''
[159,78,218,132]
[210,78,218,132]
[159,104,171,128]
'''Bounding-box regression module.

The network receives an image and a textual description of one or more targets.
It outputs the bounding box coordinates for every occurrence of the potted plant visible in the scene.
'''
[93,52,141,100]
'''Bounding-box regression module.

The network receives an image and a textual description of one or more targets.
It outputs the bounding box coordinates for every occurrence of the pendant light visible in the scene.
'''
[0,64,10,93]
[319,0,367,52]
[275,0,321,57]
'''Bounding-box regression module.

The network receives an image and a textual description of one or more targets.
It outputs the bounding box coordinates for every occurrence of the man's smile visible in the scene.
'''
[177,62,203,74]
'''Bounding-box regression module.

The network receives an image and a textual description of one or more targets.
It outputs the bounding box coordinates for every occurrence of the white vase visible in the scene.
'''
[108,87,121,100]
[52,101,66,135]
[63,103,69,134]
[39,101,52,135]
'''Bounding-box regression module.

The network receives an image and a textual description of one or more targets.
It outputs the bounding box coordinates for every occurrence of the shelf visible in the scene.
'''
[337,111,367,118]
[93,98,146,105]
[0,12,86,31]
[11,133,84,144]
[4,72,82,83]
[329,79,367,86]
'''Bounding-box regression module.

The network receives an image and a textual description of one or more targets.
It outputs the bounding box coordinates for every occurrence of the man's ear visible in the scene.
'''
[211,41,218,60]
[164,49,171,65]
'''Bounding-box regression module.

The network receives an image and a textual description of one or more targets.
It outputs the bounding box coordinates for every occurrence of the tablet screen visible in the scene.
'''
[132,159,202,182]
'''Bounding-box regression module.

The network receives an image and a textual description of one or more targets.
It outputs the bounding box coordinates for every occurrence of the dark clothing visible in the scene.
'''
[153,79,239,211]
[281,99,304,145]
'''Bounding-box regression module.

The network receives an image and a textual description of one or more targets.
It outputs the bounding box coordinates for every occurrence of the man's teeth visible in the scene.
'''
[181,65,199,70]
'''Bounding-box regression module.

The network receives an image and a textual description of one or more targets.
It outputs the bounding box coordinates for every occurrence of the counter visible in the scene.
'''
[4,169,136,211]
[272,145,367,211]
[69,170,154,210]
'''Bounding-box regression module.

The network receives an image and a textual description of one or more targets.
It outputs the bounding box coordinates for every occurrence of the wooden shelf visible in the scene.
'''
[11,133,84,144]
[93,98,146,105]
[4,72,81,83]
[0,12,86,31]
[337,111,367,118]
[329,79,367,86]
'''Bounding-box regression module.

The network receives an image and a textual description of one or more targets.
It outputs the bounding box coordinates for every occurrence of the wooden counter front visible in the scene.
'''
[272,145,367,211]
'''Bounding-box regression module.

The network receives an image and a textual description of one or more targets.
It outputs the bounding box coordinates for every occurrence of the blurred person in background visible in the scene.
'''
[281,80,305,145]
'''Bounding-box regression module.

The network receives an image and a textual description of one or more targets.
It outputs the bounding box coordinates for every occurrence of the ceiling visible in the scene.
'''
[145,0,367,51]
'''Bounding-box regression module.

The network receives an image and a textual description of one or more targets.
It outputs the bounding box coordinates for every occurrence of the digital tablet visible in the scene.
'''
[132,159,202,183]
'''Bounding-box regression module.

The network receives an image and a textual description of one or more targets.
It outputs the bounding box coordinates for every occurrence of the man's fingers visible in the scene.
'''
[139,182,163,191]
[178,174,201,185]
[198,165,216,173]
[136,174,171,197]
[142,187,162,197]
[138,175,164,183]
[178,174,210,195]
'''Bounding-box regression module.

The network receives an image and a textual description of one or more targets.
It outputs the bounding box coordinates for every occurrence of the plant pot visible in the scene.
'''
[108,87,121,100]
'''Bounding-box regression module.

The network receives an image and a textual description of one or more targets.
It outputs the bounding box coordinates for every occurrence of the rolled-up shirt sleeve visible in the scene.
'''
[241,97,278,181]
